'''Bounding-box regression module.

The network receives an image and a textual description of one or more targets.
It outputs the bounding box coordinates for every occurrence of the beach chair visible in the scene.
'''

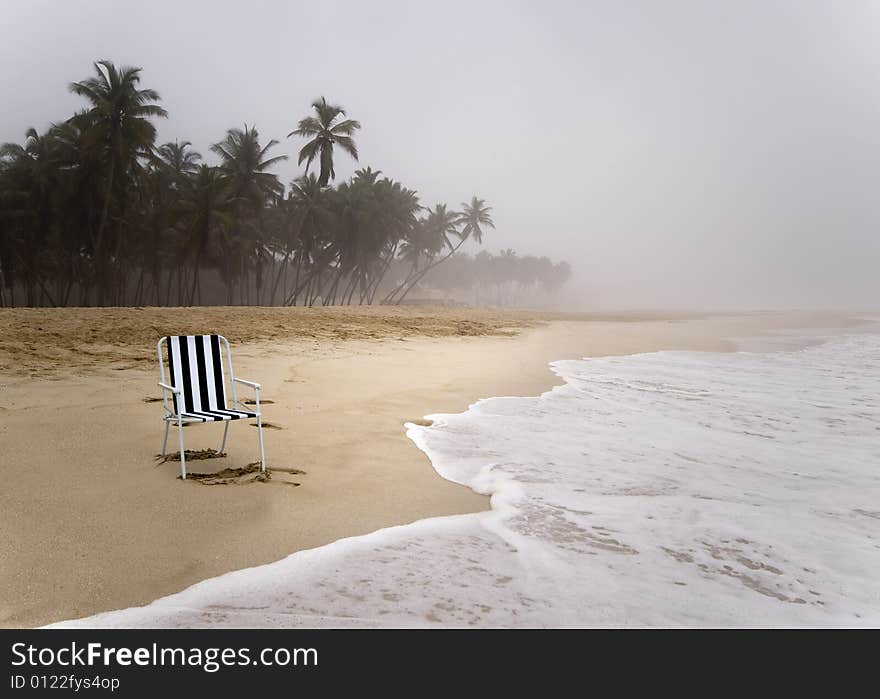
[156,335,266,479]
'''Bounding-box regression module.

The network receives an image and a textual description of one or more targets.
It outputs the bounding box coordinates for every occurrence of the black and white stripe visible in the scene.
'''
[178,409,257,422]
[165,335,257,422]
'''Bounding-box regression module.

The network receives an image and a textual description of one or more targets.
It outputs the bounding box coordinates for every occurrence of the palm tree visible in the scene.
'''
[458,196,495,244]
[179,165,232,304]
[211,125,286,303]
[211,125,286,206]
[288,97,361,187]
[363,177,420,303]
[155,140,201,181]
[134,141,201,304]
[48,116,105,305]
[390,197,495,304]
[0,127,61,305]
[383,204,459,304]
[68,60,167,303]
[277,173,334,305]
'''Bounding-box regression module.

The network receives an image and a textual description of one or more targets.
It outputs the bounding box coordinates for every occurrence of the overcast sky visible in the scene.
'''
[2,0,878,309]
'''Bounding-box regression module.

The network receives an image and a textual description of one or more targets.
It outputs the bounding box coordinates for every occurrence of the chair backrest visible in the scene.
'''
[160,335,231,414]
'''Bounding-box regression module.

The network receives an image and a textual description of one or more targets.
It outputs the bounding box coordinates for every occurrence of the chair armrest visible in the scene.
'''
[158,382,182,394]
[234,378,261,390]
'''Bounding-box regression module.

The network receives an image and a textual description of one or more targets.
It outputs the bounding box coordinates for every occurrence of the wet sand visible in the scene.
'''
[0,306,858,627]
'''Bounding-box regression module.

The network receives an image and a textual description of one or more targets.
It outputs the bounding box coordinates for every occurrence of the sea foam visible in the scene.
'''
[52,329,880,627]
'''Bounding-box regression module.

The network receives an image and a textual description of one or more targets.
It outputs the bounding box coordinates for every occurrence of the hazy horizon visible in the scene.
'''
[2,0,878,310]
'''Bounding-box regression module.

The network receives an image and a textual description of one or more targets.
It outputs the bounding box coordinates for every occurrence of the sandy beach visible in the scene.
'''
[0,306,859,627]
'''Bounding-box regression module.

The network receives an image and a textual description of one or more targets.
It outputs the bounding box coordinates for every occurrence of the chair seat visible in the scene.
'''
[170,409,259,423]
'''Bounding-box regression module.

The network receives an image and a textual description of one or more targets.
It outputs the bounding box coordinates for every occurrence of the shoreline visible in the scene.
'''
[0,307,861,627]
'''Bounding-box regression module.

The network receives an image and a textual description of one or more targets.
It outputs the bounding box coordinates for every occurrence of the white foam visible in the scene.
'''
[50,331,880,628]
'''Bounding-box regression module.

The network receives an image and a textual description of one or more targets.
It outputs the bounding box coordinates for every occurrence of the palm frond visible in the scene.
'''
[289,117,322,138]
[258,154,288,169]
[297,140,320,171]
[330,119,361,136]
[333,135,359,161]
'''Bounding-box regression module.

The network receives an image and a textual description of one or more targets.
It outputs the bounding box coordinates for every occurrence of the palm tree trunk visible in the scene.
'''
[318,144,332,188]
[382,257,421,304]
[333,273,349,306]
[395,238,467,305]
[284,253,328,306]
[285,253,305,306]
[133,266,145,306]
[94,157,116,306]
[307,271,322,307]
[189,259,200,305]
[269,248,293,305]
[292,253,303,305]
[164,270,173,307]
[238,257,245,305]
[327,269,346,306]
[367,245,397,304]
[62,278,74,307]
[16,257,58,308]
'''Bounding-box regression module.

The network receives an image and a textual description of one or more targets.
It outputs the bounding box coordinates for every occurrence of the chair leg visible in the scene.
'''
[178,415,187,480]
[220,422,229,454]
[256,415,266,473]
[161,421,170,457]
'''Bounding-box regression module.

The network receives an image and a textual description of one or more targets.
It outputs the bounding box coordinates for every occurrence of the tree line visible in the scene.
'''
[0,60,571,308]
[420,250,572,306]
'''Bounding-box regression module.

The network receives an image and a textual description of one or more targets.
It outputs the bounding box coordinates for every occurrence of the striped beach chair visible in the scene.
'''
[157,335,266,479]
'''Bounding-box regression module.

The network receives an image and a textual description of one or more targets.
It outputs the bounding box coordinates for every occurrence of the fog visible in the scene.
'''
[2,0,878,310]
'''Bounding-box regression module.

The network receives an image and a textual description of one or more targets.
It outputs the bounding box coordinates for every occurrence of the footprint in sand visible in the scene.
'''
[181,462,305,487]
[156,448,227,462]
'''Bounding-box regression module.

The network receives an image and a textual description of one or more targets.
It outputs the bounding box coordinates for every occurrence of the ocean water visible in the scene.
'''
[53,327,880,628]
